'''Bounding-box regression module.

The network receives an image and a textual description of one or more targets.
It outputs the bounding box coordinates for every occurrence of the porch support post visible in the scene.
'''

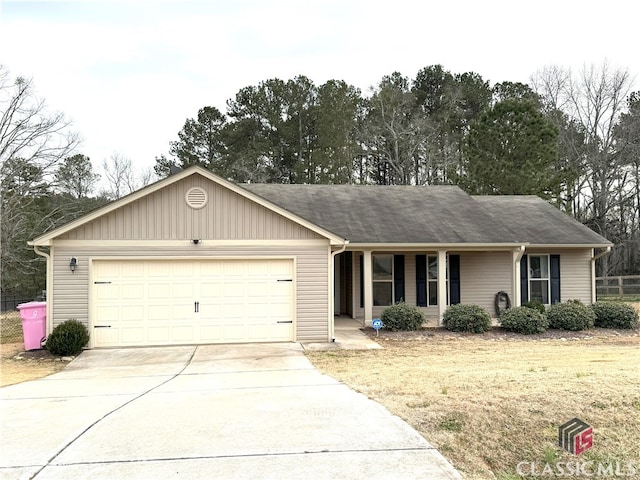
[363,250,373,326]
[513,246,525,307]
[437,249,447,326]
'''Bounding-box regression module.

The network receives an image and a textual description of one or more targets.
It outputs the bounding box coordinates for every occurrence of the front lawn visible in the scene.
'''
[306,328,640,479]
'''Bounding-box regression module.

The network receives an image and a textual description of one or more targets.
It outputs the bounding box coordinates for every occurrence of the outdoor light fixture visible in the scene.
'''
[191,239,200,245]
[69,257,78,272]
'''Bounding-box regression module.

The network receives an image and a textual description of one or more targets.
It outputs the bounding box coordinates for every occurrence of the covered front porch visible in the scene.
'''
[333,247,526,327]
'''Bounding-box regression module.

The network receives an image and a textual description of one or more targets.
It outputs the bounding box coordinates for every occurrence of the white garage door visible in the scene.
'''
[92,259,294,347]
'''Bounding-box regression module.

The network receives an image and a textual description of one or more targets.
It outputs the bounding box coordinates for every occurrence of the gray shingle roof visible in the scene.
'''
[243,184,611,246]
[242,184,519,244]
[472,195,611,246]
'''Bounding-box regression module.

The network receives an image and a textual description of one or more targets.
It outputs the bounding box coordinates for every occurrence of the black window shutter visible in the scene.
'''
[416,255,426,307]
[394,255,405,303]
[550,254,561,304]
[520,255,528,304]
[359,255,364,308]
[449,254,461,305]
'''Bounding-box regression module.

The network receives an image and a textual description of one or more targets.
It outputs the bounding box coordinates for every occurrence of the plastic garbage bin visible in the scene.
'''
[17,301,47,351]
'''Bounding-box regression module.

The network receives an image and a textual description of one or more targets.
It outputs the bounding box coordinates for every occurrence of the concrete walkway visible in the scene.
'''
[0,343,461,480]
[304,316,383,351]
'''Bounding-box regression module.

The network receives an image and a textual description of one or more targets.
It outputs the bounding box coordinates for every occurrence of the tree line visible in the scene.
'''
[1,62,639,299]
[155,63,639,277]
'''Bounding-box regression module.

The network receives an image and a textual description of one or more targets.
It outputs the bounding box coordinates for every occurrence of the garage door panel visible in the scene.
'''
[93,259,294,347]
[222,324,246,341]
[148,305,172,321]
[148,263,171,277]
[199,324,222,341]
[148,283,171,299]
[94,327,119,346]
[121,284,145,299]
[171,326,195,342]
[146,327,171,343]
[121,263,145,277]
[96,284,119,301]
[121,306,145,321]
[120,327,146,344]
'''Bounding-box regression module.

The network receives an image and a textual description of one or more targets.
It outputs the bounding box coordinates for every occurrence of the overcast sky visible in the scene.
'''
[1,0,638,180]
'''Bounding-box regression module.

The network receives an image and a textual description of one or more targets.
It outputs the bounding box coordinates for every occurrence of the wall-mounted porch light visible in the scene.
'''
[69,257,78,273]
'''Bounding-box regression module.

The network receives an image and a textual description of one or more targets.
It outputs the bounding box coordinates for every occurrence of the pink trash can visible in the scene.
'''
[17,301,47,351]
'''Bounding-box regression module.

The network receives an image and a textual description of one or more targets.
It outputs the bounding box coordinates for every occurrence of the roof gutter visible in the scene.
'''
[591,246,612,303]
[345,242,527,251]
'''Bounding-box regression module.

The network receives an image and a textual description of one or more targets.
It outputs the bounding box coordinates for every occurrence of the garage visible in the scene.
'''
[91,259,295,347]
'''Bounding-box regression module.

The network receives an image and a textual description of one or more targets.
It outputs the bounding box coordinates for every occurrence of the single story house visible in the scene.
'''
[29,166,612,348]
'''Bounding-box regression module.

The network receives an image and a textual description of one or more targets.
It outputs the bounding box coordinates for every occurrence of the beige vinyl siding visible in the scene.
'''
[57,175,322,241]
[525,248,593,304]
[459,251,513,316]
[51,245,329,342]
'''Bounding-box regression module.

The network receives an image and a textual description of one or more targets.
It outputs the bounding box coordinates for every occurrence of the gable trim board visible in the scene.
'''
[30,166,612,347]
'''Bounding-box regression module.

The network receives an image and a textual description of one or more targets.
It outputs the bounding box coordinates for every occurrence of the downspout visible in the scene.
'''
[329,243,348,342]
[33,245,52,337]
[591,246,612,303]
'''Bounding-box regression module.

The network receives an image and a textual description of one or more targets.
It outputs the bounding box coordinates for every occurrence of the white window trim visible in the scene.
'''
[424,254,451,307]
[372,254,394,306]
[528,254,551,305]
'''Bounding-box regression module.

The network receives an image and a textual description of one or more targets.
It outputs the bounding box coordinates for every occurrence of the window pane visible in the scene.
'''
[428,256,438,280]
[373,255,393,281]
[428,280,438,306]
[373,282,393,306]
[530,280,549,304]
[539,257,549,278]
[529,255,549,279]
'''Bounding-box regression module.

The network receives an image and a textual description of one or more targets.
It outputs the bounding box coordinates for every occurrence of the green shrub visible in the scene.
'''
[442,304,492,333]
[46,319,89,356]
[522,300,546,314]
[499,306,549,334]
[591,302,639,329]
[380,302,427,331]
[546,301,595,331]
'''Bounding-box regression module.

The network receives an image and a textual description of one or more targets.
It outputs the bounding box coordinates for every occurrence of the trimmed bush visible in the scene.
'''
[546,301,595,331]
[380,302,427,331]
[46,319,89,356]
[522,300,546,315]
[442,304,492,333]
[499,306,549,334]
[591,301,639,329]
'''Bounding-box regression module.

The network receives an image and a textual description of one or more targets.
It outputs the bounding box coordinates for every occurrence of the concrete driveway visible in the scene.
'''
[1,343,461,479]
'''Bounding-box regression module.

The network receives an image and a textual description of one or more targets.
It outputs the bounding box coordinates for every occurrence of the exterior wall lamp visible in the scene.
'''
[69,257,78,273]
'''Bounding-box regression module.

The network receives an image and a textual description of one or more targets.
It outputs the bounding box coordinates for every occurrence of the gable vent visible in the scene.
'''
[185,187,208,209]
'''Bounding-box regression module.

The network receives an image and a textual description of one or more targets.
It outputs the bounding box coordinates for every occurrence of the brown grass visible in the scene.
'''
[0,342,66,387]
[307,328,640,479]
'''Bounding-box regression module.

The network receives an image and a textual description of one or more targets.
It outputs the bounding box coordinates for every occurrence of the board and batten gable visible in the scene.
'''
[57,174,324,241]
[49,173,331,343]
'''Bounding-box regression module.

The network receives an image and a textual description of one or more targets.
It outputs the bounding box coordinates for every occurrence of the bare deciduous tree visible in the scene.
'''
[101,153,157,199]
[0,66,79,182]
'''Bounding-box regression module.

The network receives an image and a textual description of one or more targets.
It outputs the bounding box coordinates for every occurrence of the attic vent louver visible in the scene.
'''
[185,187,208,209]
